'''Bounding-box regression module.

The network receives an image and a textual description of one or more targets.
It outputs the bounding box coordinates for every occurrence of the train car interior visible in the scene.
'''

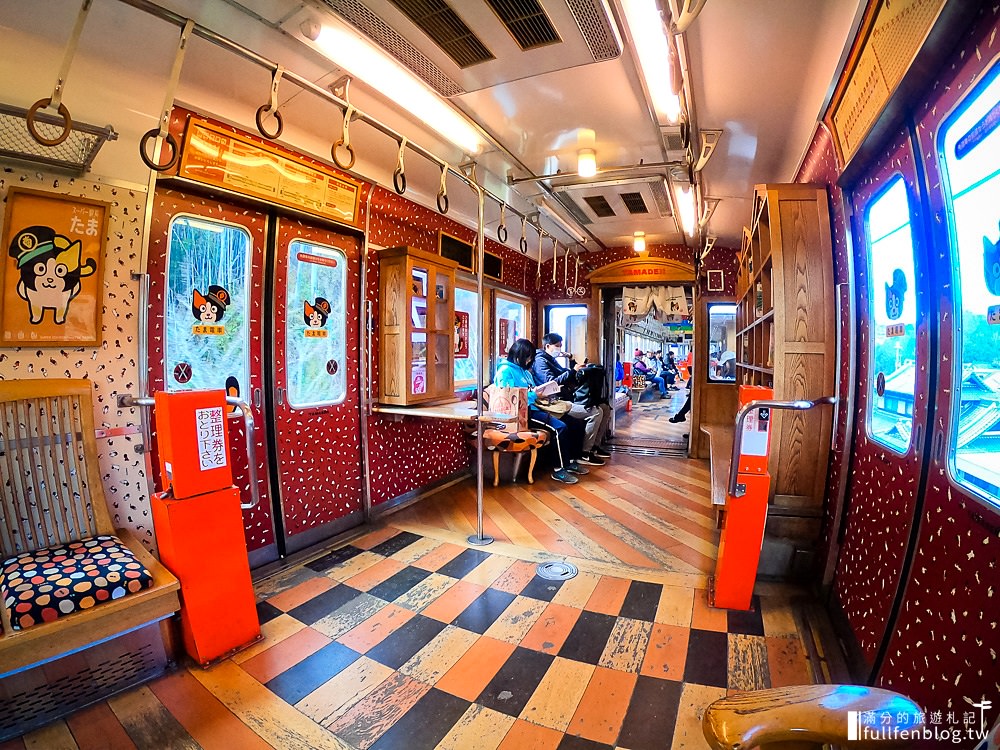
[0,0,998,748]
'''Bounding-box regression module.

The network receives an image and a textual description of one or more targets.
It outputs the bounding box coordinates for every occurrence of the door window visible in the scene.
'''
[285,239,347,407]
[939,60,1000,507]
[545,304,588,361]
[864,176,918,453]
[165,215,250,399]
[707,303,737,381]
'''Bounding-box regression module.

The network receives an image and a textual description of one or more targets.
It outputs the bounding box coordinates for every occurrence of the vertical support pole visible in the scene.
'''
[469,186,493,546]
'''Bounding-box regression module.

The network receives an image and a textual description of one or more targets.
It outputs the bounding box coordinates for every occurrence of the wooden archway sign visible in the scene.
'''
[586,255,695,285]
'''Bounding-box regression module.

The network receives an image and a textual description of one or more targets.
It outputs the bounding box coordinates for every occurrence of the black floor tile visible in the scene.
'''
[476,646,555,717]
[619,581,662,622]
[287,584,364,625]
[369,566,432,602]
[369,531,423,558]
[369,688,471,750]
[436,548,492,579]
[727,597,765,636]
[305,544,363,572]
[255,599,282,625]
[557,735,615,750]
[366,614,448,669]
[451,588,516,634]
[557,611,617,664]
[264,641,360,705]
[683,629,729,688]
[617,676,683,750]
[520,576,564,602]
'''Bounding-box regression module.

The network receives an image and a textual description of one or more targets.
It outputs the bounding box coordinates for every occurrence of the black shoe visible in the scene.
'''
[592,446,612,459]
[578,452,606,466]
[668,414,686,423]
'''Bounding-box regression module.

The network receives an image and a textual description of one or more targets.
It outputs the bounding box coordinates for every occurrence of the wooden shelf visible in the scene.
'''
[378,246,459,406]
[735,183,835,547]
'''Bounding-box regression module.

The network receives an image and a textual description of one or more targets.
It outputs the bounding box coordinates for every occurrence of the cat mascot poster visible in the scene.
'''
[1,188,108,347]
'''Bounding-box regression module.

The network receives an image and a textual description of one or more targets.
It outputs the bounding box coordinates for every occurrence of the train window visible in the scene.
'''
[165,215,250,401]
[453,282,480,390]
[863,176,918,454]
[707,303,737,381]
[494,292,529,369]
[285,240,347,408]
[544,304,588,361]
[939,60,1000,506]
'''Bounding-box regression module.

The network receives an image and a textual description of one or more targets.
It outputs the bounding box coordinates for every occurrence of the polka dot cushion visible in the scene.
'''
[1,535,154,631]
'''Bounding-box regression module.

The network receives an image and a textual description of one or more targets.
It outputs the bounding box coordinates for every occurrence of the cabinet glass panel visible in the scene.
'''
[939,60,1000,507]
[285,239,347,408]
[708,303,737,381]
[495,295,528,368]
[864,176,917,454]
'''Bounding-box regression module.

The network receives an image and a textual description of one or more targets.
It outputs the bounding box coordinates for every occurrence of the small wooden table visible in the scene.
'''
[373,400,515,423]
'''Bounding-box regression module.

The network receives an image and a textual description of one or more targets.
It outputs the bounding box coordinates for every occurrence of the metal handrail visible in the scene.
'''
[119,393,260,510]
[728,396,836,497]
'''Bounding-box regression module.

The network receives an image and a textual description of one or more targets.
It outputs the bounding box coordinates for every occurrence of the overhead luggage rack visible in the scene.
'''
[0,102,117,174]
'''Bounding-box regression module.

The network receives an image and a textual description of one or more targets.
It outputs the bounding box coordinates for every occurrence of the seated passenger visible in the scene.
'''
[632,350,668,398]
[533,333,611,465]
[495,338,586,483]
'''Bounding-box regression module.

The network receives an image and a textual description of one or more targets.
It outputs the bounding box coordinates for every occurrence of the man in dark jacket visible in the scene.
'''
[533,333,612,464]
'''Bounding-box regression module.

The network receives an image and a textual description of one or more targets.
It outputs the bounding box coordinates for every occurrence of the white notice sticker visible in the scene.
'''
[195,406,228,470]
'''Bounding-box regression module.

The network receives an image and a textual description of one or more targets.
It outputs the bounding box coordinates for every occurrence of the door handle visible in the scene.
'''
[277,387,285,405]
[253,387,262,408]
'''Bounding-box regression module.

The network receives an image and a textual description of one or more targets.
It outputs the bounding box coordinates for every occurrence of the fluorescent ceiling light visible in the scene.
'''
[621,0,682,123]
[306,22,484,154]
[577,149,597,177]
[674,183,696,235]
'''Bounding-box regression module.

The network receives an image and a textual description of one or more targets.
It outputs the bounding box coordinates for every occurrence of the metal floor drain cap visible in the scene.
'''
[536,561,578,580]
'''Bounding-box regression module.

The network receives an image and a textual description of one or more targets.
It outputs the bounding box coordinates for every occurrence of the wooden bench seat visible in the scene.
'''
[0,379,180,738]
[702,684,925,749]
[701,422,733,526]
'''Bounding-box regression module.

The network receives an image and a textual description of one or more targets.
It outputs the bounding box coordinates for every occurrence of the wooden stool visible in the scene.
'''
[702,684,924,750]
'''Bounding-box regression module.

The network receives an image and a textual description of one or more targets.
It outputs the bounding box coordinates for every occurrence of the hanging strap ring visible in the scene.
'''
[497,204,508,243]
[26,98,73,147]
[437,163,449,214]
[255,65,285,139]
[393,137,407,194]
[139,128,179,171]
[332,104,356,170]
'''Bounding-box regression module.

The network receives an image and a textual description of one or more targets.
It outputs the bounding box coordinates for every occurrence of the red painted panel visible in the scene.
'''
[147,188,276,552]
[879,4,1000,717]
[833,131,932,666]
[272,218,363,534]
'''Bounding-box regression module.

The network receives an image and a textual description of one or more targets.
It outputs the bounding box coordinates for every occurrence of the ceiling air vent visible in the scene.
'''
[566,0,622,61]
[485,0,560,50]
[318,0,465,95]
[387,0,495,68]
[620,192,649,215]
[583,195,616,218]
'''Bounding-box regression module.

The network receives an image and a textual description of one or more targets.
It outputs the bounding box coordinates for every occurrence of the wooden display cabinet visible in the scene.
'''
[734,184,835,577]
[378,246,459,405]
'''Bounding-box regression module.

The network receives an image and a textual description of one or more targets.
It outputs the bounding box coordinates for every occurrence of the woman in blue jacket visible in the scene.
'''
[494,338,583,484]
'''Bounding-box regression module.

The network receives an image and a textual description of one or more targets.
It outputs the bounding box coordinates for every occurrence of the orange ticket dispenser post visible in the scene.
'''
[711,385,774,611]
[150,389,260,665]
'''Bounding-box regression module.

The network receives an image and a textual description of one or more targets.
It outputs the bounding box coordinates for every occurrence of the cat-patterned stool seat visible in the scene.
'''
[478,428,549,486]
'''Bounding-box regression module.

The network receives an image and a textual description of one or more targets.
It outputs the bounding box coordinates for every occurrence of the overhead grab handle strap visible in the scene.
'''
[535,225,543,290]
[393,137,407,194]
[26,0,93,146]
[498,203,508,244]
[139,18,195,171]
[332,103,357,170]
[437,163,450,214]
[255,65,285,139]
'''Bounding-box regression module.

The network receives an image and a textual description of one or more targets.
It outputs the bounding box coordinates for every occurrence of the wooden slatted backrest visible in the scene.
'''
[0,379,113,561]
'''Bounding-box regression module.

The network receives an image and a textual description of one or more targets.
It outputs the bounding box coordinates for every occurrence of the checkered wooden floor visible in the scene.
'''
[7,527,820,750]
